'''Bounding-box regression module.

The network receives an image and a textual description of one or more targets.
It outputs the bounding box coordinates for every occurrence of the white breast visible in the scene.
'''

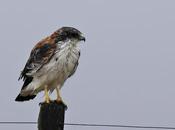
[33,40,80,92]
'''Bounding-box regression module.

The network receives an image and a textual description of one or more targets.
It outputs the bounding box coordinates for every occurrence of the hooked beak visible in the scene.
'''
[79,35,86,42]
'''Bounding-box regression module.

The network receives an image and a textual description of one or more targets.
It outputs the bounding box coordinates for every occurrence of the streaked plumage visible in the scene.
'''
[15,27,85,102]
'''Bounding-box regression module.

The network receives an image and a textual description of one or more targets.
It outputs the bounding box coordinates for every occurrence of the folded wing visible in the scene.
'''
[19,38,57,90]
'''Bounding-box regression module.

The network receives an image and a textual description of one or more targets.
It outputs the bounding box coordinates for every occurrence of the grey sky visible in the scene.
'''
[0,0,175,130]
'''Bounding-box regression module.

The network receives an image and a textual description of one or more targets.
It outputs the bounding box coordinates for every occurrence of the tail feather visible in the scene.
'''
[15,94,36,102]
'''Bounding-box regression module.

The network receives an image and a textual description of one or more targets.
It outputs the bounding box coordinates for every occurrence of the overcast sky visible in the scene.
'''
[0,0,175,130]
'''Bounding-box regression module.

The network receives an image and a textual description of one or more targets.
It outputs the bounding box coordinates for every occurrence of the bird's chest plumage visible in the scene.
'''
[37,43,80,88]
[52,45,80,78]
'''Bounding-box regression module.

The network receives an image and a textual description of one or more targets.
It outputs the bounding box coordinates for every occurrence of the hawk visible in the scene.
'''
[15,27,85,103]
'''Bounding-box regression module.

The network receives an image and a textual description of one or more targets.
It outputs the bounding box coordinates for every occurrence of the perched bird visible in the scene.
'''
[15,27,85,103]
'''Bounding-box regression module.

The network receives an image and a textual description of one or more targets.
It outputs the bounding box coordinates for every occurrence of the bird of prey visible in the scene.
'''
[15,27,85,103]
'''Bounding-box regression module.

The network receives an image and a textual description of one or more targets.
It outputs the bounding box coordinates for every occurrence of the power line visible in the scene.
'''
[65,123,175,129]
[0,122,175,129]
[0,122,36,124]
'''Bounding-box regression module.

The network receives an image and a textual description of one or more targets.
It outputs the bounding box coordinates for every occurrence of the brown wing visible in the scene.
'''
[19,36,57,89]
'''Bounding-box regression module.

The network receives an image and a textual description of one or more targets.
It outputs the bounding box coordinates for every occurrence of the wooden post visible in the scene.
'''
[38,101,67,130]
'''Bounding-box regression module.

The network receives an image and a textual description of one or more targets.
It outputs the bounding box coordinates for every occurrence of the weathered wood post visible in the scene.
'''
[38,101,67,130]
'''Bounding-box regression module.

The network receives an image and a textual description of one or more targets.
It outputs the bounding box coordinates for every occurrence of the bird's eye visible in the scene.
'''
[71,33,79,38]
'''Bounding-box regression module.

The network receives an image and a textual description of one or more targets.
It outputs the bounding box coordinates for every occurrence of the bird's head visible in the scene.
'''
[55,27,85,45]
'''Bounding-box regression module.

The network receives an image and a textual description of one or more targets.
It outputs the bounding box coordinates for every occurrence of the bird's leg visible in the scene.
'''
[55,87,67,108]
[56,87,62,102]
[44,86,50,103]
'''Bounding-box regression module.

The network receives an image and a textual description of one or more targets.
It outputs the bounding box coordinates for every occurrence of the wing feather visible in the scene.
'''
[19,37,57,89]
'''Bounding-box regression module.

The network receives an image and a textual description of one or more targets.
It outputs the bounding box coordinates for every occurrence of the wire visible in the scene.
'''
[65,123,175,129]
[0,122,36,124]
[0,122,175,129]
